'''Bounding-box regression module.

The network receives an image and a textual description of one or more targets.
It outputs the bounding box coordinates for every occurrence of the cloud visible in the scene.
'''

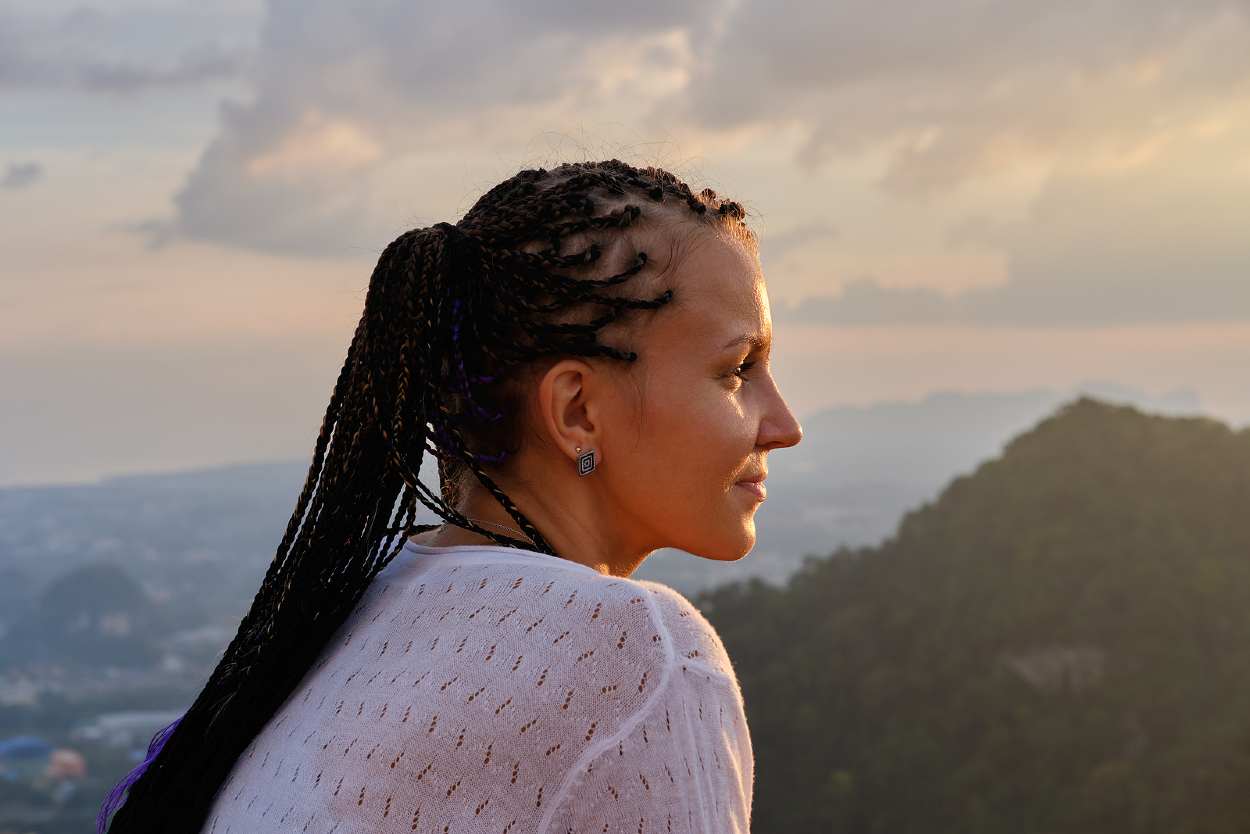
[669,0,1250,195]
[775,126,1250,326]
[153,100,396,255]
[1,161,43,190]
[758,221,838,267]
[124,0,1250,338]
[148,0,1250,258]
[78,44,246,94]
[0,7,251,93]
[142,0,727,255]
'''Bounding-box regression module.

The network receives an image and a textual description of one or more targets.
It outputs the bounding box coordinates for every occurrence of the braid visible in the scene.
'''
[98,159,754,833]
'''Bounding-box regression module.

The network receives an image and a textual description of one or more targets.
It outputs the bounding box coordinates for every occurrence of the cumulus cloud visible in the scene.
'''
[1,161,44,190]
[669,0,1250,195]
[651,0,1250,326]
[146,0,726,255]
[775,124,1250,327]
[133,0,1250,326]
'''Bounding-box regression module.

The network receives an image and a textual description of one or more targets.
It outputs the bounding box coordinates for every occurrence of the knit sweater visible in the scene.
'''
[200,538,754,834]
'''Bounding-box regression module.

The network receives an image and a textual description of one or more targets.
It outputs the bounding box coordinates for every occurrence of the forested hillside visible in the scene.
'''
[699,396,1250,834]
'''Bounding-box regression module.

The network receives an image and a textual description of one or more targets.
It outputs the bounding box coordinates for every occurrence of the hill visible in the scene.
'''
[698,396,1250,834]
[1,561,164,668]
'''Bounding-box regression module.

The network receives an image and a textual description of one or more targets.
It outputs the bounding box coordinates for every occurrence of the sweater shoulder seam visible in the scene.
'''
[534,582,678,834]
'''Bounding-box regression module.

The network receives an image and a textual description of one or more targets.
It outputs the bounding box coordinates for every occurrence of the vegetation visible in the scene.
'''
[700,397,1250,834]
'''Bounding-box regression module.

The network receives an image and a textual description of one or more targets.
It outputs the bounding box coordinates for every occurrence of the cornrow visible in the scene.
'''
[98,159,754,833]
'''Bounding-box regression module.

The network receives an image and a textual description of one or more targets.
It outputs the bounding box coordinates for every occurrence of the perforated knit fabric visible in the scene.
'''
[200,539,753,834]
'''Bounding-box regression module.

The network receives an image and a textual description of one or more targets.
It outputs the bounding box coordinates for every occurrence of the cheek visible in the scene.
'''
[611,377,748,499]
[612,383,762,552]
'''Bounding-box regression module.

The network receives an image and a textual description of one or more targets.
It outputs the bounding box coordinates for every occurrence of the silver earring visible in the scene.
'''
[575,446,596,476]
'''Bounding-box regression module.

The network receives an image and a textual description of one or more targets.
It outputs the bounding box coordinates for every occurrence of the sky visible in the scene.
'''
[2,0,1249,487]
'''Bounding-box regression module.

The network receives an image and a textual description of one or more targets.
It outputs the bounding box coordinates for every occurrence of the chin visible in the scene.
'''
[713,549,753,564]
[699,526,757,562]
[666,515,757,562]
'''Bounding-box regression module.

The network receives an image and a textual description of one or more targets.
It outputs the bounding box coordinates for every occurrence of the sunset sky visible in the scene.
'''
[3,0,1249,486]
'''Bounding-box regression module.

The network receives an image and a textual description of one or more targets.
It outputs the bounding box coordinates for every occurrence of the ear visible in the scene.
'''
[532,358,603,467]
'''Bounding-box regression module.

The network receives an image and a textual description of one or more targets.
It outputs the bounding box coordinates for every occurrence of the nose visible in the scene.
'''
[758,394,803,451]
[761,416,802,451]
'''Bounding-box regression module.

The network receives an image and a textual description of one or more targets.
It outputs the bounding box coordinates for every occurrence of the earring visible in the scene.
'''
[575,446,596,476]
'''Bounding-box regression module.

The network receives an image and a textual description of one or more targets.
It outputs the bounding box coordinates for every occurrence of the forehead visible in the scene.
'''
[659,229,769,346]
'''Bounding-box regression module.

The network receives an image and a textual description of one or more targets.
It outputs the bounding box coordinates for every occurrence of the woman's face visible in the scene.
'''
[441,222,804,575]
[588,226,804,563]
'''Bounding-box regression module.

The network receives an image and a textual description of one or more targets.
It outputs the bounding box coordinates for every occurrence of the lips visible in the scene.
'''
[735,480,767,500]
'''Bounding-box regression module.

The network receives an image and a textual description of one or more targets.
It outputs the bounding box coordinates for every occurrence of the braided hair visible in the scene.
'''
[98,159,755,833]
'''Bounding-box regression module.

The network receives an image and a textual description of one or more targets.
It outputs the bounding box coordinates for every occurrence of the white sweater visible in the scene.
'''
[201,538,754,834]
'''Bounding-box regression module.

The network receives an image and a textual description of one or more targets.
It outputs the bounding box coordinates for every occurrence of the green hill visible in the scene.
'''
[698,396,1250,834]
[2,561,162,669]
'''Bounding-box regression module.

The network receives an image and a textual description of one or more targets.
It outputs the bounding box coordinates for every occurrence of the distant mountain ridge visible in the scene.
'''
[0,381,1218,616]
[695,396,1250,833]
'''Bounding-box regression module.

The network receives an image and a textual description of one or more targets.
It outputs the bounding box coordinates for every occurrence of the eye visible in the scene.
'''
[731,360,757,381]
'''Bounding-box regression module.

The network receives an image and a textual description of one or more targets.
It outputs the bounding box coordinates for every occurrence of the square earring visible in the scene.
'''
[576,447,596,476]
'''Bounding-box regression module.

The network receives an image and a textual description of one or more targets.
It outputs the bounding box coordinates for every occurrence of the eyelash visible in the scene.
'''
[731,360,757,381]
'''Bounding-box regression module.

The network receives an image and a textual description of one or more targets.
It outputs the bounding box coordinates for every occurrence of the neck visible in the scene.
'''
[410,473,645,578]
[416,519,533,549]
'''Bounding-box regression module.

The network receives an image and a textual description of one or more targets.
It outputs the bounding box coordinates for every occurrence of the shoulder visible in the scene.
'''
[540,579,754,834]
[633,578,741,687]
[235,561,681,832]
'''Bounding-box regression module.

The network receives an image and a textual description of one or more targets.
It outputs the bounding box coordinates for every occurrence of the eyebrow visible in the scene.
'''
[721,333,771,352]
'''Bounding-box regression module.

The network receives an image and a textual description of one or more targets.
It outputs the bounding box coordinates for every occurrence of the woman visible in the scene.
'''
[99,159,803,833]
